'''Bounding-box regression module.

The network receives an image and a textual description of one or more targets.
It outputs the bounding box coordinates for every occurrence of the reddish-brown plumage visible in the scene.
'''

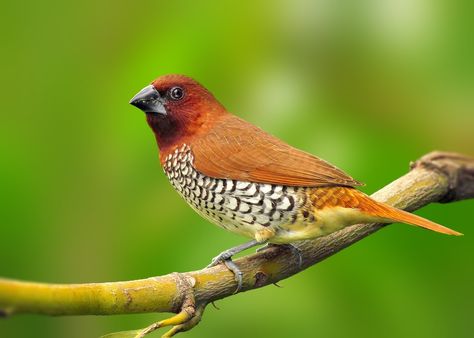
[148,75,362,188]
[133,74,461,238]
[148,75,227,161]
[190,115,363,187]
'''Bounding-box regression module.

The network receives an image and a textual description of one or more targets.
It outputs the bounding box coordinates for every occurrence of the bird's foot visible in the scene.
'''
[206,240,263,293]
[206,250,235,268]
[206,254,243,293]
[256,243,303,268]
[223,260,243,293]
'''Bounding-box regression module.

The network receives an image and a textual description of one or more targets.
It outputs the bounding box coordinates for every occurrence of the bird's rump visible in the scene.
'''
[191,115,363,187]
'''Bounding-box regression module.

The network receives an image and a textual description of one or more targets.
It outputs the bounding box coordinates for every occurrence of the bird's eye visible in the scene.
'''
[169,86,184,100]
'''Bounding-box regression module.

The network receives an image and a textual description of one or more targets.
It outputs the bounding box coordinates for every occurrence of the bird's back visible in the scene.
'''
[190,115,363,188]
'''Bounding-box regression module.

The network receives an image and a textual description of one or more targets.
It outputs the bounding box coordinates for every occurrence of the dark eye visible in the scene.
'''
[169,86,184,100]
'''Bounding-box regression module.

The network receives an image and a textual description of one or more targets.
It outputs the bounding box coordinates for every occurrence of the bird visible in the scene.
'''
[130,74,461,289]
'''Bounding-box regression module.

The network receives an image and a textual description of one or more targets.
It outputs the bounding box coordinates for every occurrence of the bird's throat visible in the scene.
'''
[146,113,184,152]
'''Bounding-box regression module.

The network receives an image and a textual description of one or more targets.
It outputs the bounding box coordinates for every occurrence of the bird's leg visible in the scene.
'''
[207,239,266,293]
[257,243,304,268]
[207,239,263,267]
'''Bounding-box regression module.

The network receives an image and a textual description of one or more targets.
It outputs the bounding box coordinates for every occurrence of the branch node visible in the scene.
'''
[412,151,474,202]
[170,273,196,314]
[137,273,202,337]
[254,271,268,288]
[161,303,207,337]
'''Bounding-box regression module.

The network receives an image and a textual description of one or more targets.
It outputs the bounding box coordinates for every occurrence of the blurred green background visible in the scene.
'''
[1,0,473,337]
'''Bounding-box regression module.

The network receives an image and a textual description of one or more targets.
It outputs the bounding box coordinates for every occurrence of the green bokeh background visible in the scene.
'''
[1,1,473,337]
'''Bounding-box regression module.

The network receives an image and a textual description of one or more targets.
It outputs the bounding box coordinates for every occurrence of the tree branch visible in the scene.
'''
[1,151,473,337]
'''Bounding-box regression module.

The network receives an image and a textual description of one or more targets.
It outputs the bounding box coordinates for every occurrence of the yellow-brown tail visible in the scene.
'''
[375,203,462,235]
[356,191,462,236]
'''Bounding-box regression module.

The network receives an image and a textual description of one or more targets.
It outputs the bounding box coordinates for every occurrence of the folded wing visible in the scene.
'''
[191,115,363,187]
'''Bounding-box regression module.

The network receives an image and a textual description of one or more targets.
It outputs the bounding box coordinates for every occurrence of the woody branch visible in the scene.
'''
[0,151,473,337]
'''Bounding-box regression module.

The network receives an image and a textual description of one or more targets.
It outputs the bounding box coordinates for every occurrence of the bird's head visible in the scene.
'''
[130,74,226,151]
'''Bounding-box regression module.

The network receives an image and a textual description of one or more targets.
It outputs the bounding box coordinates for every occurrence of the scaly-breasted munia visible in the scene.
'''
[130,74,461,289]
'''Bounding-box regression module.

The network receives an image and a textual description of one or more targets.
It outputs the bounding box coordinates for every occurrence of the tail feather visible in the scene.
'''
[377,205,462,236]
[356,191,462,236]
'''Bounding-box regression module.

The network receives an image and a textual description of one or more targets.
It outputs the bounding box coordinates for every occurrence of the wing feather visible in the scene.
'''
[191,115,363,187]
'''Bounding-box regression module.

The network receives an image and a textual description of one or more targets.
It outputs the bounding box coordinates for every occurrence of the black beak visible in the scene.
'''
[129,85,167,115]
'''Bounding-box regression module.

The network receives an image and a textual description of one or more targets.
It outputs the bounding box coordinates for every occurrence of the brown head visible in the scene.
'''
[130,74,227,154]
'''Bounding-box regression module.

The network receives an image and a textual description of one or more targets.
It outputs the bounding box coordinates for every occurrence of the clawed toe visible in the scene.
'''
[206,252,232,268]
[282,243,303,267]
[205,256,243,293]
[206,258,220,269]
[223,260,244,293]
[206,240,264,293]
[256,243,271,253]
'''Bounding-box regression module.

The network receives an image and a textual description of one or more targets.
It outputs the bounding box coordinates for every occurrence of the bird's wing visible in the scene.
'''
[191,115,363,187]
